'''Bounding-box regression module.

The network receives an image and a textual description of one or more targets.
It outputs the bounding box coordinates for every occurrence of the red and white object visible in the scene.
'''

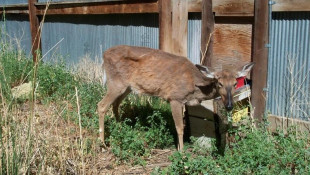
[236,76,246,89]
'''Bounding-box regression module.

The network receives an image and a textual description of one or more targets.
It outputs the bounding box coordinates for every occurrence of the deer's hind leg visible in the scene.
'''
[97,83,129,144]
[112,88,131,121]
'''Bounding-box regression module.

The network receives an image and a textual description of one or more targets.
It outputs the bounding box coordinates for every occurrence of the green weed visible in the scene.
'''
[107,110,174,165]
[156,125,310,175]
[36,62,77,101]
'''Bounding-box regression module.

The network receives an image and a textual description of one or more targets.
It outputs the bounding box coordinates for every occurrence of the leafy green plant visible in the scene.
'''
[107,117,149,165]
[107,110,174,165]
[0,46,32,86]
[71,82,105,130]
[144,111,174,149]
[36,62,77,101]
[0,44,32,101]
[157,125,309,175]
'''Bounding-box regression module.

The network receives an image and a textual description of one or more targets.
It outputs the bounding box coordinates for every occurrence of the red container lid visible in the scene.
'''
[236,76,245,89]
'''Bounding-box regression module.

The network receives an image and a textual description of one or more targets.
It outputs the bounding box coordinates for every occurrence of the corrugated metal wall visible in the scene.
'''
[0,0,28,5]
[188,13,201,64]
[0,13,201,64]
[41,13,201,64]
[267,12,310,121]
[0,14,32,55]
[41,14,159,64]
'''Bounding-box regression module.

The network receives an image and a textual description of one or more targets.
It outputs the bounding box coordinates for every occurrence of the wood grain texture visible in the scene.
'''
[189,0,310,13]
[188,0,254,16]
[2,0,310,15]
[201,0,214,66]
[188,0,202,12]
[251,0,269,123]
[0,4,29,14]
[171,0,188,57]
[158,0,172,53]
[28,0,41,63]
[159,0,188,57]
[268,115,310,134]
[213,0,254,16]
[273,0,310,12]
[212,24,252,72]
[36,1,158,15]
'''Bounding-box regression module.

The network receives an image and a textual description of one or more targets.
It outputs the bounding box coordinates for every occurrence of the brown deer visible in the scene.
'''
[97,45,254,150]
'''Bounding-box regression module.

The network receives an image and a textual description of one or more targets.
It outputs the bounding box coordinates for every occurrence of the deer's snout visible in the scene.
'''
[225,103,233,111]
[225,87,234,111]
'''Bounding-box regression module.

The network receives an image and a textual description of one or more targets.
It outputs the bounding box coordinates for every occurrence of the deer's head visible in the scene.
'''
[196,62,254,111]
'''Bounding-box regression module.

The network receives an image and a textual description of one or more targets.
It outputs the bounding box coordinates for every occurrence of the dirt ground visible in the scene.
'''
[15,102,173,174]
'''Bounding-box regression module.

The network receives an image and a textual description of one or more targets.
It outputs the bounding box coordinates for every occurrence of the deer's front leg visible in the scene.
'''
[170,100,185,151]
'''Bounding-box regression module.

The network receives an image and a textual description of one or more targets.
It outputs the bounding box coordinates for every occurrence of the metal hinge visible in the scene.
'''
[269,1,276,5]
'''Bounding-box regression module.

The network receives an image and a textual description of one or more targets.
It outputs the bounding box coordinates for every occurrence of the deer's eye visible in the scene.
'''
[234,83,237,87]
[218,83,223,87]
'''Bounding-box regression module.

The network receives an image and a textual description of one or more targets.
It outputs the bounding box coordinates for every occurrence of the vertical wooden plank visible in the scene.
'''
[159,0,172,53]
[251,0,269,123]
[159,0,188,57]
[201,0,214,66]
[28,0,42,63]
[213,100,228,155]
[171,0,188,57]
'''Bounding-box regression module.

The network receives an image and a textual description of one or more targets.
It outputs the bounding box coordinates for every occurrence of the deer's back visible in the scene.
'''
[103,45,210,101]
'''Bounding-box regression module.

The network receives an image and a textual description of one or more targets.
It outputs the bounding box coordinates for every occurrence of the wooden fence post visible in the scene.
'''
[201,0,214,66]
[28,0,42,63]
[159,0,172,53]
[171,0,188,57]
[159,0,188,57]
[251,0,269,123]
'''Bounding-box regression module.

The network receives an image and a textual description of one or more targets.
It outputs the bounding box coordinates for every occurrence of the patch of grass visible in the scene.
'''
[155,124,310,175]
[0,43,32,101]
[0,45,32,86]
[36,62,77,101]
[107,110,174,165]
[71,82,104,130]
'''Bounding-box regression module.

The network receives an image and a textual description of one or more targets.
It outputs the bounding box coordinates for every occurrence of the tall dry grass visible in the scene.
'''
[0,13,105,174]
[72,54,104,85]
[0,54,106,174]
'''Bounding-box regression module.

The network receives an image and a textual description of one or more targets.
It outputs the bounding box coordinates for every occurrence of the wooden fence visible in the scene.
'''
[1,0,310,122]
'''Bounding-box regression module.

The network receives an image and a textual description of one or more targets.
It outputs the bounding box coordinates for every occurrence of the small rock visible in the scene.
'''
[11,82,32,100]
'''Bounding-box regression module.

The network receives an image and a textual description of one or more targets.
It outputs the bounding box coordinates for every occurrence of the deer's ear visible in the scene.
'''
[195,64,215,79]
[236,62,255,78]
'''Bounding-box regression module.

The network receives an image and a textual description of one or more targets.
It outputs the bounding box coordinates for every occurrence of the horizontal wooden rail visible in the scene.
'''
[273,0,310,12]
[0,0,252,16]
[35,0,158,15]
[0,4,29,14]
[1,0,310,16]
[268,115,310,134]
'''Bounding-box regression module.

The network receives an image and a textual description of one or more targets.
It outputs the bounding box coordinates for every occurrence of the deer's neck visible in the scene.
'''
[184,82,219,106]
[198,82,219,100]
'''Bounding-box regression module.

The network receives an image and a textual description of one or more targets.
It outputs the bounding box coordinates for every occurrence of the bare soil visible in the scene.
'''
[16,102,173,174]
